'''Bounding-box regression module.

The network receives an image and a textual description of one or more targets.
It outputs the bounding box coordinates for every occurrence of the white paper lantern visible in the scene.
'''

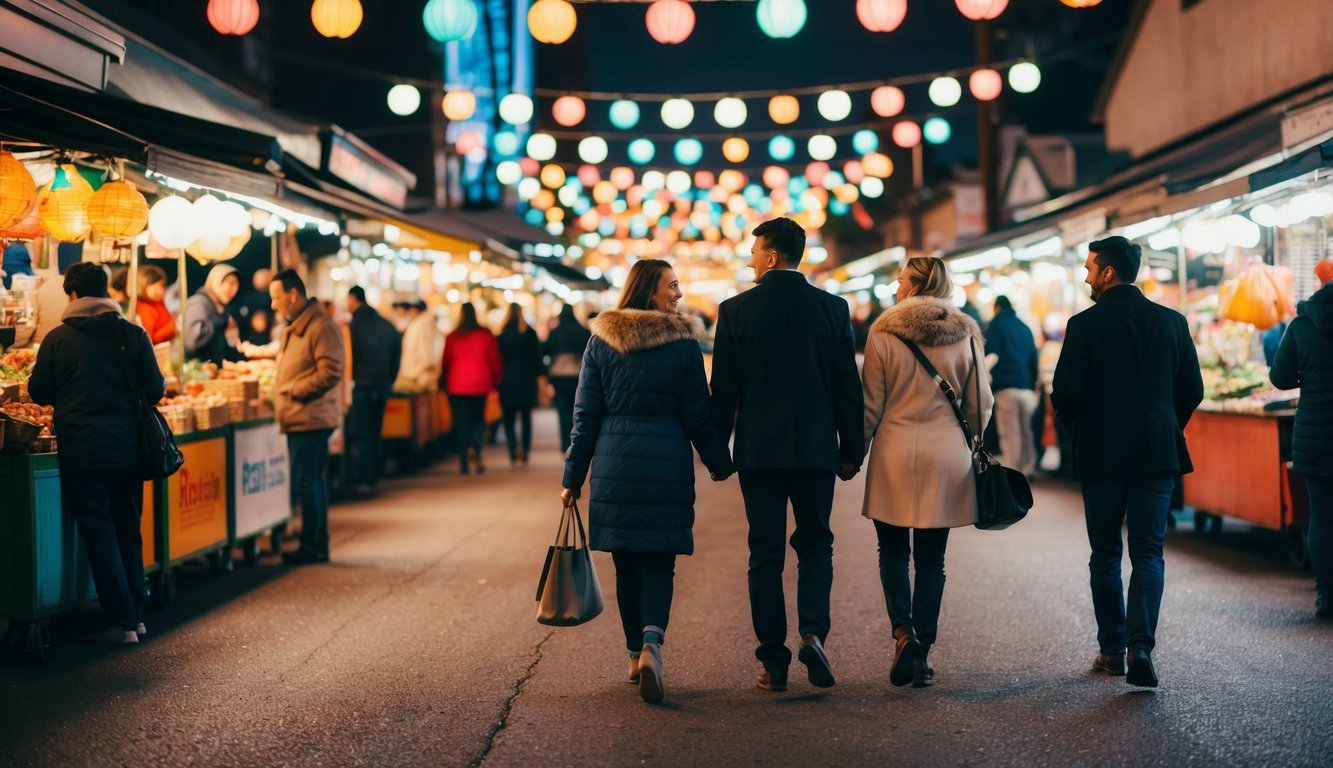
[496,161,522,185]
[928,77,962,107]
[660,98,695,130]
[578,136,609,164]
[148,195,198,249]
[1008,62,1041,94]
[807,135,837,162]
[816,90,852,122]
[526,133,557,161]
[714,97,748,129]
[387,84,421,116]
[499,93,535,125]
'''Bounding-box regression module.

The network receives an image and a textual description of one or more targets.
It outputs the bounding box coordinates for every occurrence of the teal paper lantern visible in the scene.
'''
[852,129,879,155]
[768,135,796,162]
[423,0,478,43]
[756,0,807,39]
[524,208,545,226]
[674,138,703,166]
[829,199,849,216]
[628,138,656,165]
[493,131,520,157]
[609,100,640,130]
[923,117,951,144]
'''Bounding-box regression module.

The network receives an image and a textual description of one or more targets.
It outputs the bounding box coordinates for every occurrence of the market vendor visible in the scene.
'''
[184,263,245,366]
[133,265,176,345]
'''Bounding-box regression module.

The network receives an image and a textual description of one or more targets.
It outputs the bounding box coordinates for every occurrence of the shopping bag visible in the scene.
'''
[484,390,502,425]
[535,502,604,626]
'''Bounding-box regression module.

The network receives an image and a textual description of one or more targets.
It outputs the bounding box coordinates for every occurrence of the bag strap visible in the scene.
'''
[115,323,149,417]
[892,333,979,452]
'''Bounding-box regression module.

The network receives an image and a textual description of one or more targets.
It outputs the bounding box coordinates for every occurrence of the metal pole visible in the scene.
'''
[177,248,187,377]
[1176,227,1187,311]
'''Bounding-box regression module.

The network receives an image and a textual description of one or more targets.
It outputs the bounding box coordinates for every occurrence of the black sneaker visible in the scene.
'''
[1126,649,1158,688]
[1093,652,1126,676]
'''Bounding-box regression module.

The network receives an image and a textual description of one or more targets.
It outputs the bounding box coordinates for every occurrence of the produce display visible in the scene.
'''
[2,401,54,437]
[1,349,35,380]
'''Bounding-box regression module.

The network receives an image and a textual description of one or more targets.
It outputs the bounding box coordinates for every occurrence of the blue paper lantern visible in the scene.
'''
[609,100,640,130]
[493,130,520,157]
[852,129,879,155]
[768,135,796,162]
[829,199,850,216]
[756,0,807,39]
[423,0,478,43]
[524,207,545,225]
[630,215,649,238]
[628,138,656,165]
[788,175,809,195]
[674,138,703,166]
[923,117,951,145]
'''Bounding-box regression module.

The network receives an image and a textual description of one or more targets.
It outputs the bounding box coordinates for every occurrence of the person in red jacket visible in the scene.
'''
[440,303,502,474]
[133,265,176,345]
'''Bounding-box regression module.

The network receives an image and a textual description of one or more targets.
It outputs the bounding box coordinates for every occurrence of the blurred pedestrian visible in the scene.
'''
[270,270,345,565]
[1052,236,1203,688]
[346,286,401,492]
[134,265,176,345]
[496,303,541,467]
[184,264,244,366]
[29,262,164,644]
[986,296,1040,479]
[232,268,275,344]
[1270,259,1333,618]
[397,300,440,391]
[543,303,591,453]
[561,259,733,704]
[860,256,992,689]
[710,217,864,693]
[108,266,129,314]
[440,303,502,475]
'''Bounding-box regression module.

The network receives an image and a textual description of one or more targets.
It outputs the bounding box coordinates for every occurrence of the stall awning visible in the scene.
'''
[453,208,560,249]
[525,258,609,291]
[0,0,124,92]
[1248,135,1333,193]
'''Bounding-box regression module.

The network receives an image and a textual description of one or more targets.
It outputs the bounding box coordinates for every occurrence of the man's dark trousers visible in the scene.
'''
[289,429,333,559]
[1081,473,1175,654]
[62,468,145,631]
[348,383,392,486]
[738,467,836,669]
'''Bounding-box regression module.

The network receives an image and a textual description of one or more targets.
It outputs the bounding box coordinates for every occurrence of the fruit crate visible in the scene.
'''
[161,405,193,435]
[192,404,229,431]
[30,436,56,454]
[0,413,41,454]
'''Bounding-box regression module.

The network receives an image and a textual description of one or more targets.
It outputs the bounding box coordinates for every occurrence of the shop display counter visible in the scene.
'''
[229,419,290,564]
[156,427,232,594]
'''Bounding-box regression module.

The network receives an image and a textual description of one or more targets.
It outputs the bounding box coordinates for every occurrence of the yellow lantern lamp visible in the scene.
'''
[768,95,800,125]
[37,164,94,242]
[0,151,38,231]
[311,0,363,39]
[442,90,477,121]
[0,199,44,240]
[722,137,750,164]
[88,180,149,239]
[528,0,577,44]
[540,164,567,189]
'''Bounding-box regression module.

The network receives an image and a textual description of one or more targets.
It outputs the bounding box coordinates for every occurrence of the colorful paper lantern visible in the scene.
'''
[0,151,37,231]
[843,160,865,185]
[496,161,522,185]
[1008,62,1041,93]
[1059,0,1102,7]
[493,131,520,157]
[661,98,695,130]
[499,93,534,125]
[891,121,921,148]
[762,166,790,190]
[862,152,893,178]
[628,139,656,165]
[87,180,149,239]
[0,200,43,240]
[807,135,837,162]
[37,165,93,242]
[768,94,800,125]
[424,0,478,43]
[387,84,421,116]
[540,164,566,189]
[805,162,830,187]
[768,135,796,162]
[526,133,557,161]
[923,117,951,144]
[756,0,807,39]
[693,171,715,189]
[646,0,695,45]
[577,165,601,187]
[722,137,750,164]
[528,0,577,44]
[578,136,609,164]
[674,139,704,166]
[857,0,907,32]
[455,131,484,155]
[148,195,198,250]
[552,95,586,127]
[519,157,540,177]
[311,0,363,39]
[860,177,885,198]
[609,100,640,130]
[851,129,879,155]
[969,68,1003,101]
[610,167,636,190]
[928,76,962,108]
[714,98,748,129]
[442,90,477,121]
[955,0,1008,21]
[817,90,852,122]
[871,85,905,117]
[207,0,259,36]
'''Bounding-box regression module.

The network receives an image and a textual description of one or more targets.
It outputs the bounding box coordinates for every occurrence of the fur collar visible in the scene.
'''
[590,309,703,354]
[871,296,982,348]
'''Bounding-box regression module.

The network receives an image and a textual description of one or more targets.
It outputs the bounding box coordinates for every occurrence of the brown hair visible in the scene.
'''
[138,264,167,288]
[899,256,953,299]
[617,259,673,311]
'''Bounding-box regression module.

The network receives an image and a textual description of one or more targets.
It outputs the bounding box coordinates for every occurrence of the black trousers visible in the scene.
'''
[501,405,533,461]
[61,468,145,631]
[738,468,836,668]
[874,523,950,646]
[347,383,391,486]
[551,377,579,453]
[611,550,676,653]
[448,394,487,470]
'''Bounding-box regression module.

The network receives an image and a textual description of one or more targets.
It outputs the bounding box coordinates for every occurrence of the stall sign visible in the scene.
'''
[382,396,413,439]
[167,437,228,561]
[233,423,290,539]
[142,481,157,569]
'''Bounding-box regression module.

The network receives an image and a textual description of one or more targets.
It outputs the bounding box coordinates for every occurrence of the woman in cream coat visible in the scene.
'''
[861,256,993,689]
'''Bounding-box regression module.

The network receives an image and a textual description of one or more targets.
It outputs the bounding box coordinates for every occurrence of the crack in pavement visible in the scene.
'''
[471,631,554,768]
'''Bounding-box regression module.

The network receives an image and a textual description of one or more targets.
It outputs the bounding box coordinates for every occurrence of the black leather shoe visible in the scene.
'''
[798,634,835,688]
[890,626,921,687]
[281,550,329,565]
[1093,652,1126,676]
[638,643,664,704]
[756,666,788,692]
[912,644,935,688]
[1126,649,1158,688]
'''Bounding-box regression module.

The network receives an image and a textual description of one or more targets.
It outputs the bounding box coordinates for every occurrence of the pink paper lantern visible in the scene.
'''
[693,171,716,189]
[610,166,636,190]
[955,0,1008,21]
[892,121,922,148]
[577,164,601,187]
[645,0,695,45]
[856,0,907,33]
[843,160,866,185]
[519,157,540,176]
[805,162,830,187]
[762,166,790,190]
[455,131,484,155]
[871,86,905,118]
[969,68,1003,101]
[207,0,259,36]
[552,95,586,126]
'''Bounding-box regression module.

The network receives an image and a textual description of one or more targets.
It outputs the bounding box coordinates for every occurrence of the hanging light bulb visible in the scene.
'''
[645,0,695,45]
[661,98,695,130]
[423,0,478,43]
[387,84,421,116]
[609,100,640,130]
[499,93,534,125]
[528,0,577,44]
[928,76,963,107]
[756,0,807,39]
[817,90,853,122]
[714,98,748,129]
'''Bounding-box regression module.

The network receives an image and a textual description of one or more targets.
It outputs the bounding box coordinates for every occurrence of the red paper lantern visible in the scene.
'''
[955,0,1007,21]
[870,86,905,118]
[552,95,586,127]
[646,0,695,45]
[207,0,260,36]
[857,0,907,33]
[969,68,1003,101]
[0,199,44,240]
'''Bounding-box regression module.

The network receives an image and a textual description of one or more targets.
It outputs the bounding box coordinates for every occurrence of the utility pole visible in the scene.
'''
[975,20,997,232]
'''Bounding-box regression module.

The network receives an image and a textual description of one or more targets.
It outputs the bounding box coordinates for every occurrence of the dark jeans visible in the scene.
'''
[551,377,578,453]
[611,550,676,653]
[347,383,391,486]
[738,468,836,668]
[448,394,487,471]
[62,468,145,631]
[502,405,533,461]
[288,429,333,559]
[874,523,950,646]
[1081,473,1174,654]
[1305,474,1332,610]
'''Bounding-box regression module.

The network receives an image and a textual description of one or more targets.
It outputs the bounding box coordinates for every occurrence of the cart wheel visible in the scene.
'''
[151,569,174,611]
[242,538,262,567]
[23,622,48,665]
[269,525,286,555]
[209,548,232,577]
[1287,526,1312,570]
[1194,511,1223,536]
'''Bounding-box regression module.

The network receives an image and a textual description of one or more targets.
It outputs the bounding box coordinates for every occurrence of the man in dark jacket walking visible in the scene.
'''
[986,296,1040,478]
[346,286,401,492]
[29,262,165,644]
[1052,236,1203,688]
[711,217,864,692]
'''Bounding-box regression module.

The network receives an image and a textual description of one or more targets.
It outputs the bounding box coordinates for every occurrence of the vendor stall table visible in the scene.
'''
[153,427,232,600]
[229,419,290,565]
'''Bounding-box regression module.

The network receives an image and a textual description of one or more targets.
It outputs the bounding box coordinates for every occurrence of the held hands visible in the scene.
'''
[836,462,861,481]
[709,470,733,482]
[560,487,580,507]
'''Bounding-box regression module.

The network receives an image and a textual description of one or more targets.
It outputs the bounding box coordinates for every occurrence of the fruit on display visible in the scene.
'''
[2,401,54,436]
[1,349,36,380]
[1218,263,1295,330]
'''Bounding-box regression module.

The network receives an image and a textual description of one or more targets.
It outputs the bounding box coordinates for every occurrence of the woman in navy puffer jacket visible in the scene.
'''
[561,259,733,705]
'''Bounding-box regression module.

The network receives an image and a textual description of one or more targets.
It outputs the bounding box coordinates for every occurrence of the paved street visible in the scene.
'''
[2,410,1329,768]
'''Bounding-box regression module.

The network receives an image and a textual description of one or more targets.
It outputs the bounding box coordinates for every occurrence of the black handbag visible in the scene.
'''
[535,501,604,626]
[118,325,185,481]
[893,334,1033,530]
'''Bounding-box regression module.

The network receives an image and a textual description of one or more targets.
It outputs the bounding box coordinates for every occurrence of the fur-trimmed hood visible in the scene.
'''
[871,296,983,348]
[590,309,704,354]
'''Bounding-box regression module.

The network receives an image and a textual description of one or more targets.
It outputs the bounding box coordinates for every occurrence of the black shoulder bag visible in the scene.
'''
[892,334,1033,530]
[118,324,185,481]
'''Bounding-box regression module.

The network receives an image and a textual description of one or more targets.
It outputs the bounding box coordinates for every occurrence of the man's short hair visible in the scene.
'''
[348,285,366,303]
[994,295,1012,312]
[63,262,108,298]
[272,269,307,297]
[1089,236,1142,284]
[752,217,806,266]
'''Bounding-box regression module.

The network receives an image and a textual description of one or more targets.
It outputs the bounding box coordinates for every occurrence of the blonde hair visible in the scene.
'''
[899,256,953,299]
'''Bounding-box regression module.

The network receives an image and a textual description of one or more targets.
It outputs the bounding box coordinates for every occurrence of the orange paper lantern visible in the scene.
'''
[0,150,37,231]
[1219,263,1295,330]
[870,86,905,117]
[722,137,750,164]
[768,95,800,125]
[969,68,1003,101]
[646,0,695,44]
[857,0,907,33]
[0,199,44,240]
[207,0,260,36]
[311,0,364,39]
[37,165,94,243]
[442,90,477,121]
[87,180,149,239]
[528,0,577,44]
[1059,0,1102,7]
[552,95,586,126]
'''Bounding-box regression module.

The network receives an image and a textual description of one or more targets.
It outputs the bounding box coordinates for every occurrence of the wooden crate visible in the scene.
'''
[192,404,229,431]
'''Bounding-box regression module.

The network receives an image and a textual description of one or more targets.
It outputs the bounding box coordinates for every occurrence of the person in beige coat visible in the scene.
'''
[270,269,345,565]
[860,256,993,689]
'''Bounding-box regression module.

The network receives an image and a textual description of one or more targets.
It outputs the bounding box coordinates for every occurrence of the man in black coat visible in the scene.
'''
[346,286,402,492]
[711,217,864,692]
[1052,236,1203,688]
[29,262,165,644]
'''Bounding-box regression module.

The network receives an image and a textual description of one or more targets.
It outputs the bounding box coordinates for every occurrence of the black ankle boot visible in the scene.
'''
[912,644,935,687]
[890,625,921,687]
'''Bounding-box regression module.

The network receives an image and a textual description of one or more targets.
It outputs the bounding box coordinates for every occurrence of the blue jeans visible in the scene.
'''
[288,429,332,559]
[1304,474,1332,611]
[1081,474,1175,653]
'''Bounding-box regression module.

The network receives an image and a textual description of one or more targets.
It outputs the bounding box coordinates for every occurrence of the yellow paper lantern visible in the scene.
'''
[442,90,477,121]
[540,164,567,189]
[311,0,363,39]
[592,181,618,204]
[528,0,577,44]
[0,151,37,230]
[768,94,800,125]
[862,152,894,178]
[722,137,750,164]
[87,180,149,239]
[186,224,250,264]
[37,165,94,242]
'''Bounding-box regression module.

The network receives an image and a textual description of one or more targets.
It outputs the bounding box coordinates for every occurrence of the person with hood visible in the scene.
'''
[29,262,165,644]
[860,256,993,689]
[133,265,176,345]
[184,263,244,365]
[496,303,542,467]
[439,303,502,474]
[543,303,591,453]
[1270,259,1333,619]
[561,259,734,705]
[985,295,1040,479]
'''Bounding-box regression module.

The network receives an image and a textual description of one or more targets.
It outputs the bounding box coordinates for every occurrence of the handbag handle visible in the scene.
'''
[550,501,590,551]
[115,323,149,419]
[891,333,984,455]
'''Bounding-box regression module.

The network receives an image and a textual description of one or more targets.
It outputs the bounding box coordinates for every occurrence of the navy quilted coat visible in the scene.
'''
[1271,283,1333,477]
[561,309,734,555]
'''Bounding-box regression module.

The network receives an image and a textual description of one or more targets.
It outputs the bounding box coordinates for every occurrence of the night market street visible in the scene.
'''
[1,412,1328,768]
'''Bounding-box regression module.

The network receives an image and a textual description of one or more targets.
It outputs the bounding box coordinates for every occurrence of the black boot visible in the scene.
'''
[890,625,921,687]
[912,644,935,687]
